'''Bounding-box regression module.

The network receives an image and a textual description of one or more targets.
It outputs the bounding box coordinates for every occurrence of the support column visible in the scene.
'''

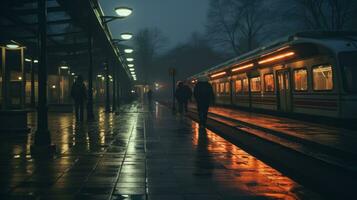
[30,58,35,108]
[116,64,121,114]
[87,32,95,121]
[112,61,116,113]
[20,48,25,108]
[105,62,111,112]
[1,47,8,110]
[32,0,55,156]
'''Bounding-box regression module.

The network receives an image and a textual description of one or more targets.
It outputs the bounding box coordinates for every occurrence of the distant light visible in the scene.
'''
[131,90,135,93]
[33,60,39,63]
[60,65,69,69]
[97,74,103,78]
[128,64,134,67]
[121,33,133,40]
[6,43,20,49]
[13,155,20,158]
[71,72,75,76]
[124,48,134,54]
[155,83,159,87]
[110,79,113,82]
[133,77,137,81]
[109,75,112,79]
[115,7,133,17]
[130,71,135,75]
[126,58,134,62]
[52,85,56,89]
[101,77,105,81]
[129,68,134,71]
[25,58,32,62]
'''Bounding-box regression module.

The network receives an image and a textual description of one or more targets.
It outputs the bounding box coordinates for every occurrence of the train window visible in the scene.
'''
[243,78,249,92]
[264,74,274,92]
[220,83,225,93]
[225,82,230,94]
[235,80,242,93]
[215,83,220,93]
[250,77,261,92]
[294,69,308,91]
[339,51,357,93]
[313,65,333,91]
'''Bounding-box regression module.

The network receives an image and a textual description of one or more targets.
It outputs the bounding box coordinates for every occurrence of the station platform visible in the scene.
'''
[0,102,321,200]
[201,106,357,158]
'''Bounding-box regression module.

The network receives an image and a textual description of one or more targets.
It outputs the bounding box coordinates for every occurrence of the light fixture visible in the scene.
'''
[18,76,22,80]
[258,52,295,64]
[115,7,133,17]
[6,42,20,49]
[52,85,56,89]
[210,71,226,78]
[131,72,135,75]
[71,72,75,76]
[97,74,103,78]
[128,64,134,67]
[126,58,134,62]
[124,49,134,54]
[25,58,32,62]
[129,68,134,71]
[101,77,105,81]
[120,33,133,40]
[231,63,254,72]
[33,60,39,63]
[60,65,69,69]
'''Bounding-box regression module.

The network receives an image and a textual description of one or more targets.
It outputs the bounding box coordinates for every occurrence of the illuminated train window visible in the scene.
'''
[243,78,249,92]
[235,80,242,93]
[313,65,333,91]
[225,82,230,94]
[294,68,308,91]
[264,74,275,92]
[220,83,225,93]
[250,77,261,92]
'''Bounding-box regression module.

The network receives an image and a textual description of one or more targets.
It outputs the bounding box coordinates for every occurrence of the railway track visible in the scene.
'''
[186,109,357,199]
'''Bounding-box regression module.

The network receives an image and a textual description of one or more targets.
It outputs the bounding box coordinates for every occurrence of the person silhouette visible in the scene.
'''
[193,77,214,128]
[71,75,87,122]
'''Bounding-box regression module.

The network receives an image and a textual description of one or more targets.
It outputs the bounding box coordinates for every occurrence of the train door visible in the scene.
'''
[277,69,292,112]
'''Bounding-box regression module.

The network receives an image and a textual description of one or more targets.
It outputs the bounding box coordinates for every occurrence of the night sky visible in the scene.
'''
[99,0,210,49]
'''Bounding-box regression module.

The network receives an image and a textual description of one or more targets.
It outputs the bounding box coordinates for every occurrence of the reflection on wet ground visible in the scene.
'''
[0,102,321,199]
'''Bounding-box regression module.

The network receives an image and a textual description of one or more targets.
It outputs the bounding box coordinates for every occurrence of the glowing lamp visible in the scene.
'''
[115,7,133,17]
[120,33,133,40]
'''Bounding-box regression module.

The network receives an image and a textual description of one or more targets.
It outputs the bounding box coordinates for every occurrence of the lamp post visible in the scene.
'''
[104,62,111,112]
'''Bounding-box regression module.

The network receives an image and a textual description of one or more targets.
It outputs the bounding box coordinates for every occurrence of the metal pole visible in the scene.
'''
[172,71,176,113]
[58,68,61,104]
[112,62,116,112]
[87,32,95,121]
[30,58,35,107]
[116,65,120,114]
[32,0,55,154]
[1,47,7,109]
[105,62,110,112]
[20,48,25,108]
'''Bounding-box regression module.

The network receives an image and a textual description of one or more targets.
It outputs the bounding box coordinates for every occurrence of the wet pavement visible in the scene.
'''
[196,106,357,156]
[0,102,322,199]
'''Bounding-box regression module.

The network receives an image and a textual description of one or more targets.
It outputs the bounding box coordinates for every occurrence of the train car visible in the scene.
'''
[188,31,357,119]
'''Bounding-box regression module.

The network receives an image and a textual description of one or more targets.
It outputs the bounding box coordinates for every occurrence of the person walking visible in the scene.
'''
[175,81,188,114]
[193,77,214,128]
[147,89,153,105]
[71,75,87,122]
[182,82,192,112]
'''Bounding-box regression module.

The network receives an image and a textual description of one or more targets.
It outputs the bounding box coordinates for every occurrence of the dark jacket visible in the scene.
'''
[193,81,214,105]
[71,82,87,103]
[175,85,192,102]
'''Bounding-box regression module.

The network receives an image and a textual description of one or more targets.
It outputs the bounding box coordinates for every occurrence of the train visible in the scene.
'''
[188,31,357,119]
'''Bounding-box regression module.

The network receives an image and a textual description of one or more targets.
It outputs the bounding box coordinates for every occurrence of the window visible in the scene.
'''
[215,83,220,93]
[294,69,308,91]
[313,65,333,90]
[225,82,230,94]
[250,77,261,92]
[243,78,249,92]
[235,80,242,93]
[340,52,357,93]
[220,83,225,93]
[264,74,274,92]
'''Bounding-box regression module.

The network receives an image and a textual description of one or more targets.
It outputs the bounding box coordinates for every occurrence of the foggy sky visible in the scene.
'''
[99,0,210,49]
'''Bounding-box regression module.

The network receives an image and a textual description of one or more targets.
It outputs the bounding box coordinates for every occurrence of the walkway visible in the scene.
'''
[0,102,321,200]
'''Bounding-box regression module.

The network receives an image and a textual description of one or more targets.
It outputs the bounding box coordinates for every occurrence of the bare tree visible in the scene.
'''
[294,0,357,30]
[133,27,168,84]
[206,0,267,55]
